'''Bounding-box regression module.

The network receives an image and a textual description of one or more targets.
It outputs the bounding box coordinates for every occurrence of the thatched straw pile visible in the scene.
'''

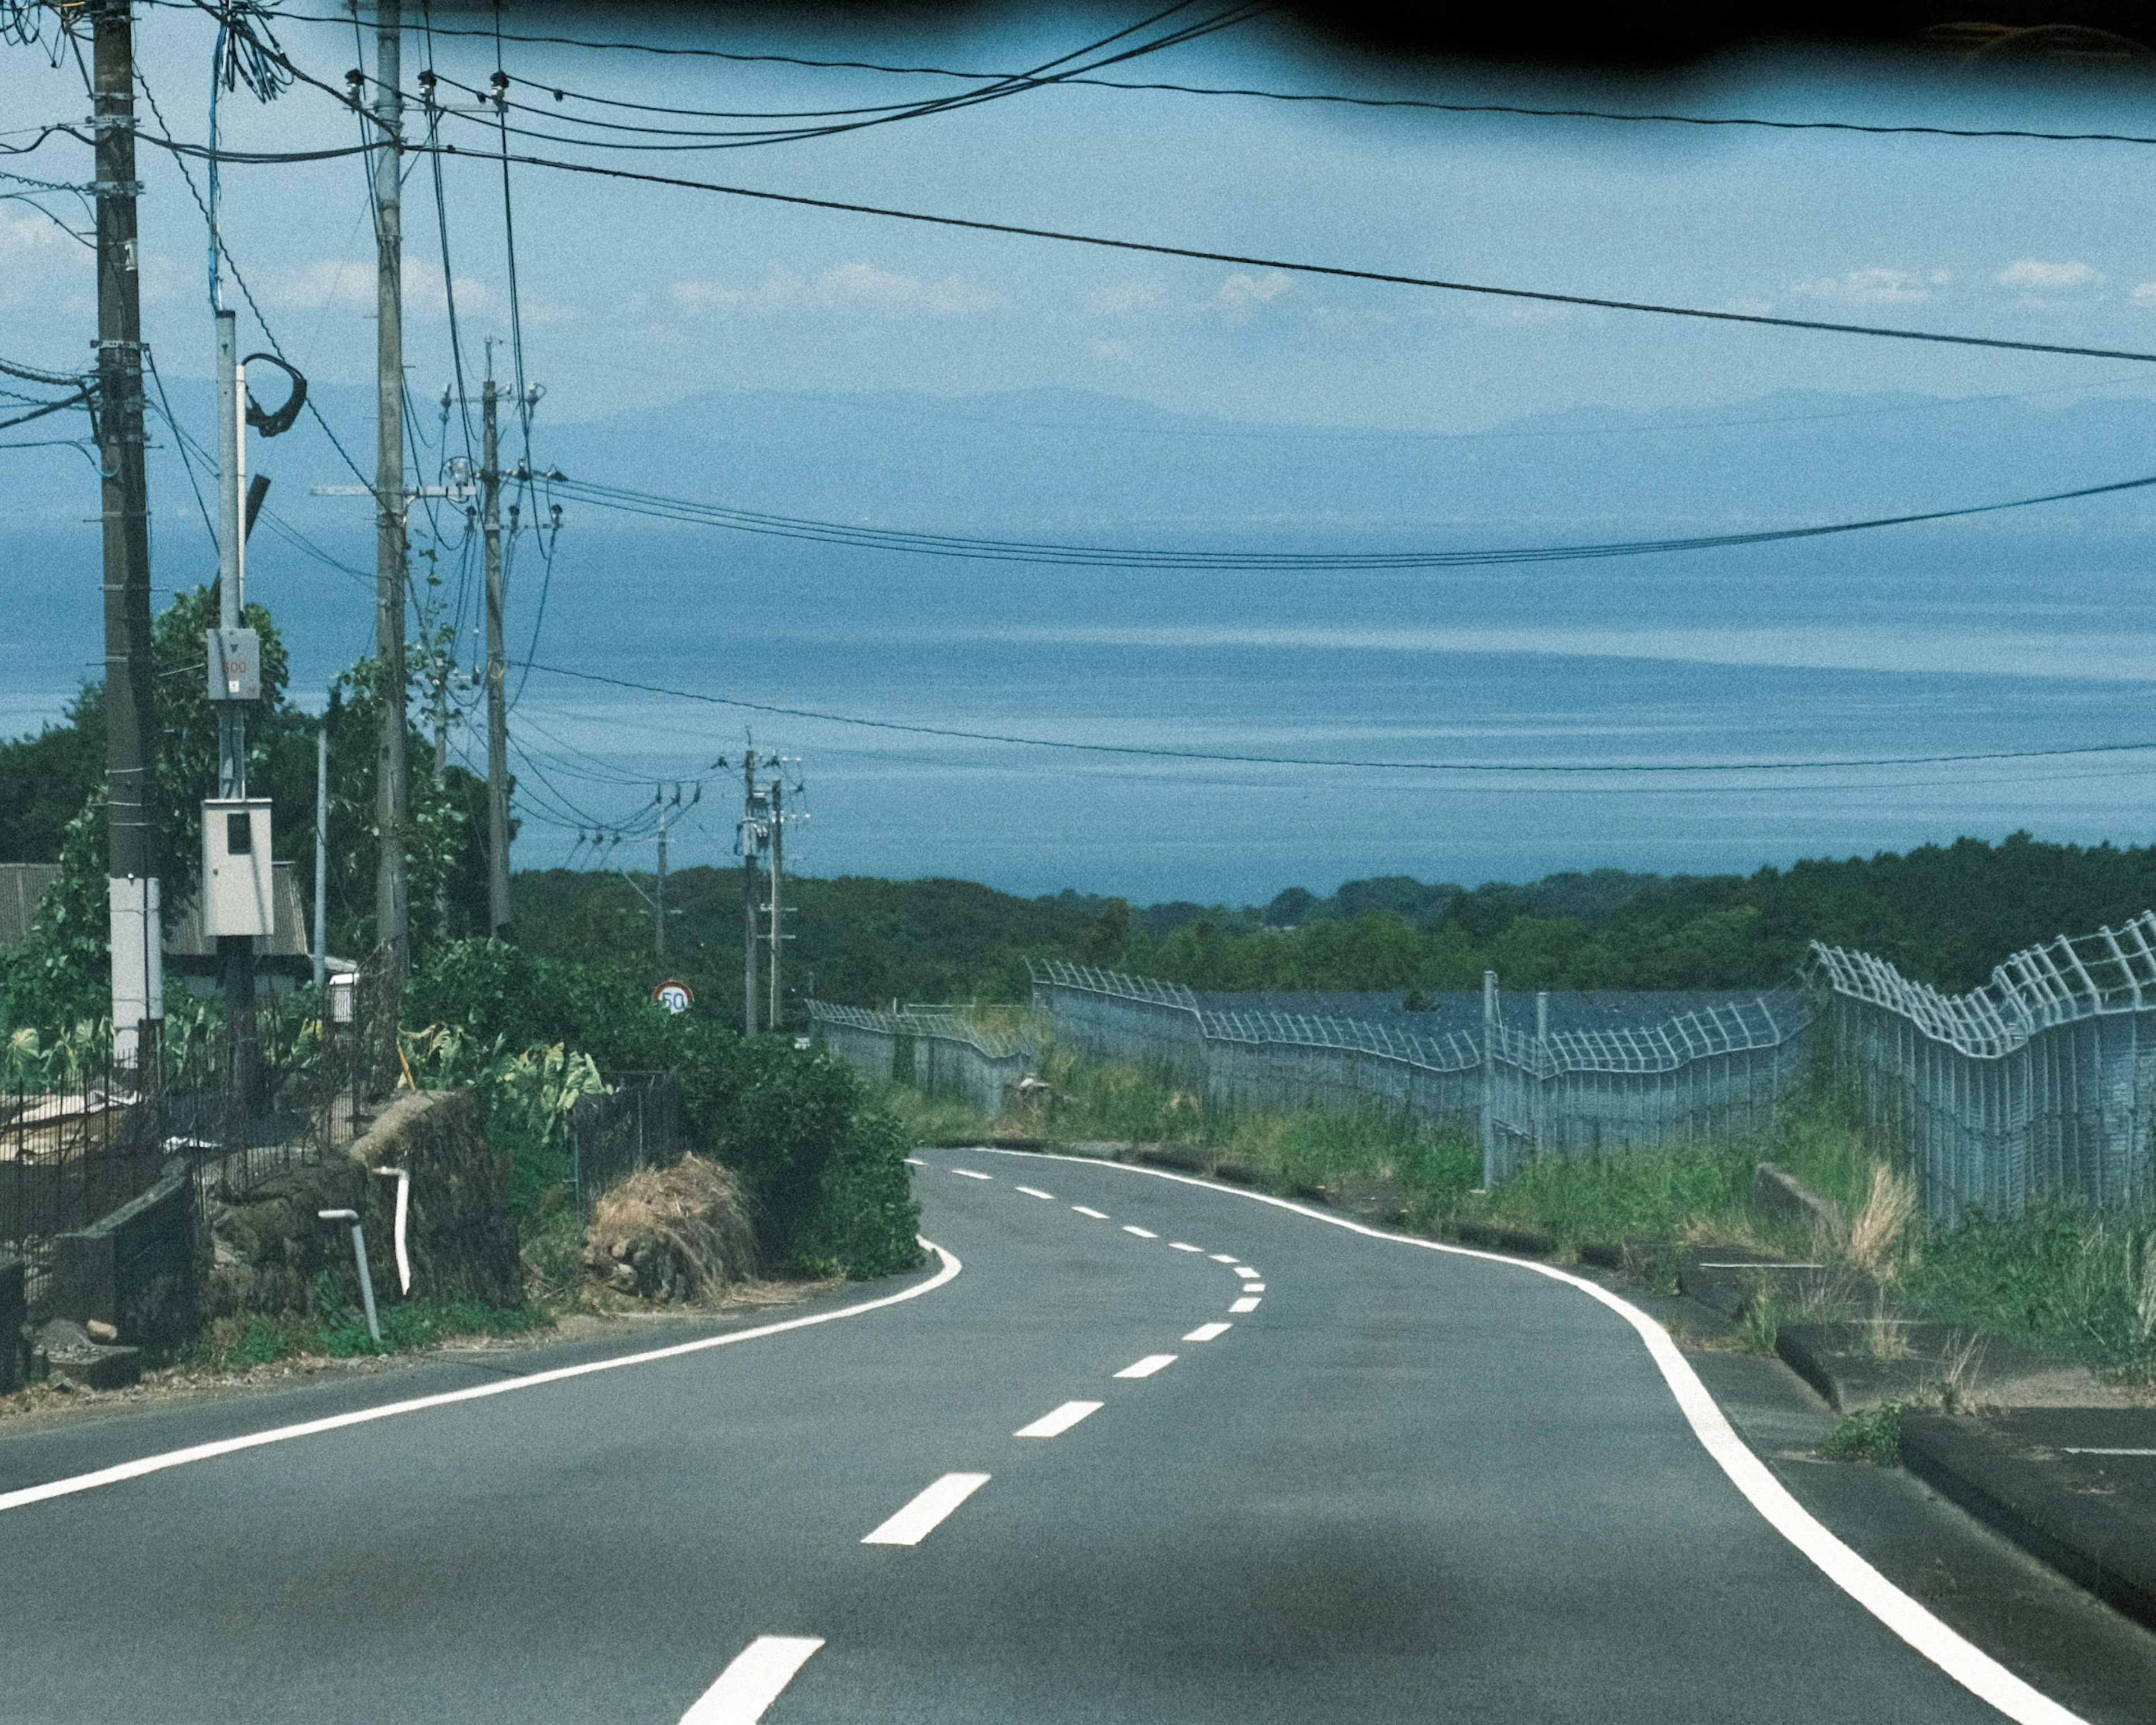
[585,1154,758,1302]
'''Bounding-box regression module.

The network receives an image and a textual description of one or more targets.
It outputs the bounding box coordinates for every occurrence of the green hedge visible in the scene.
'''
[406,939,921,1278]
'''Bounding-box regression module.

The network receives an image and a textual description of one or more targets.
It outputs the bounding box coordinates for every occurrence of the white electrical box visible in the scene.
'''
[202,798,274,938]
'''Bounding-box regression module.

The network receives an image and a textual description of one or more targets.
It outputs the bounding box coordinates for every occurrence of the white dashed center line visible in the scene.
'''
[1072,1206,1109,1219]
[680,1636,826,1725]
[1114,1354,1178,1379]
[1234,1266,1259,1279]
[952,1169,993,1181]
[1014,1400,1105,1439]
[862,1473,992,1546]
[1015,1186,1055,1200]
[1122,1225,1158,1239]
[1183,1322,1232,1343]
[1170,1242,1204,1253]
[1230,1296,1261,1313]
[1209,1253,1238,1264]
[1242,1284,1266,1293]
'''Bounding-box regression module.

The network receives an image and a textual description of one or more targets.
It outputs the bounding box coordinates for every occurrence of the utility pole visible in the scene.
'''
[313,722,328,992]
[654,786,669,962]
[94,0,162,1075]
[213,307,255,1119]
[741,750,762,1035]
[481,368,511,937]
[371,0,410,1007]
[765,775,783,1030]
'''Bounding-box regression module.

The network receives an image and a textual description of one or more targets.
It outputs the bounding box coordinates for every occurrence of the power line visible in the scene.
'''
[542,466,2156,573]
[407,145,2156,368]
[517,661,2156,778]
[133,16,2156,368]
[403,4,1269,154]
[197,3,2156,148]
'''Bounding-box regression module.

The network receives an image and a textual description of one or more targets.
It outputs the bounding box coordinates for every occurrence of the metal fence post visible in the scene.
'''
[1480,970,1498,1187]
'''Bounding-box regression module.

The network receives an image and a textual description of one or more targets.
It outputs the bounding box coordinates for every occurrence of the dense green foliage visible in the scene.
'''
[406,939,921,1277]
[512,866,1124,1027]
[508,834,2156,1016]
[0,585,493,982]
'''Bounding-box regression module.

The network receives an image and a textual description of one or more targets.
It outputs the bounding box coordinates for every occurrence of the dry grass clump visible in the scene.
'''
[586,1154,759,1303]
[1846,1162,1921,1283]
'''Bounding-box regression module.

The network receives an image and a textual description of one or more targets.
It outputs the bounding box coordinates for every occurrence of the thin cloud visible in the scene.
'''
[1212,269,1294,316]
[264,256,493,316]
[1792,267,1929,305]
[1996,258,2103,291]
[671,262,994,318]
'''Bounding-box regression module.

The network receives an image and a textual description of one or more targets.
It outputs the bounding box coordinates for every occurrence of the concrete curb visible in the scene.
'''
[1901,1410,2156,1633]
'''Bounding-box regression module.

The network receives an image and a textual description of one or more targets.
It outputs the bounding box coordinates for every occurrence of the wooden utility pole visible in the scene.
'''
[766,776,783,1030]
[372,0,410,1000]
[481,371,511,937]
[93,0,162,1073]
[654,788,669,962]
[741,751,761,1035]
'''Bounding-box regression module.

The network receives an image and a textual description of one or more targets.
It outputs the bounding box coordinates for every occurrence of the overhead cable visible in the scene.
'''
[203,4,2156,147]
[519,662,2156,777]
[543,467,2156,573]
[157,8,2156,364]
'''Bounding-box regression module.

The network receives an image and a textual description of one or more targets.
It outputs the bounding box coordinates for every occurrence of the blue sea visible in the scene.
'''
[8,482,2154,905]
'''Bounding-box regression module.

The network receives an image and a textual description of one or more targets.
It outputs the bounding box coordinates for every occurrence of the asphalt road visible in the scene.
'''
[0,1151,2106,1724]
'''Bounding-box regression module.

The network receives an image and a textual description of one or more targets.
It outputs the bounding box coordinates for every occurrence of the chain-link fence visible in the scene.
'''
[1812,915,2156,1221]
[808,1002,1036,1116]
[1030,959,1812,1185]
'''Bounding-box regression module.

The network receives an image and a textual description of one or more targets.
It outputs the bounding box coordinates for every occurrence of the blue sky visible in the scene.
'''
[9,9,2156,431]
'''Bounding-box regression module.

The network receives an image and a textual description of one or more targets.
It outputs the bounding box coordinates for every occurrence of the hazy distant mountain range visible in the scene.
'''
[13,379,2156,539]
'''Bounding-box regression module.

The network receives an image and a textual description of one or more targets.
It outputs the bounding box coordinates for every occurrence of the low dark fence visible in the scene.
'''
[0,1067,167,1312]
[1,972,382,1318]
[568,1071,687,1218]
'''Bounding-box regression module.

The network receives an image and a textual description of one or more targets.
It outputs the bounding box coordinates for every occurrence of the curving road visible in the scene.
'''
[0,1151,2102,1724]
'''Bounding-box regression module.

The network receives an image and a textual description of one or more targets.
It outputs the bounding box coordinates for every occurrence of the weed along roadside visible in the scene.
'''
[2,936,924,1421]
[841,959,2156,1637]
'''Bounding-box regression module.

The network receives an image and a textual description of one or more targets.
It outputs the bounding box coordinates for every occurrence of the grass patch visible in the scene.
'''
[1465,1143,1778,1255]
[1820,1404,1904,1466]
[188,1278,551,1372]
[1731,1294,1783,1357]
[1900,1201,2156,1375]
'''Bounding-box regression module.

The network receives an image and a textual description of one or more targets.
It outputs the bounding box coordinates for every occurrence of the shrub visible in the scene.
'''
[793,1103,925,1281]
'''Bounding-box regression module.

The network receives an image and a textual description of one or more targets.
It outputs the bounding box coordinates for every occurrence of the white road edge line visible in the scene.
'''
[1122,1225,1158,1239]
[903,1157,925,1166]
[1170,1242,1204,1253]
[1015,1186,1056,1200]
[1229,1297,1262,1313]
[0,1240,965,1517]
[962,1148,2090,1725]
[1184,1322,1232,1342]
[1014,1400,1106,1439]
[680,1636,826,1725]
[861,1471,992,1545]
[1071,1206,1109,1219]
[1114,1354,1177,1379]
[952,1169,994,1180]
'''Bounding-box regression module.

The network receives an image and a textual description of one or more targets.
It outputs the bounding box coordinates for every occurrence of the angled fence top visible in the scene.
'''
[808,1001,1030,1061]
[1811,909,2156,1058]
[1029,959,1807,1077]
